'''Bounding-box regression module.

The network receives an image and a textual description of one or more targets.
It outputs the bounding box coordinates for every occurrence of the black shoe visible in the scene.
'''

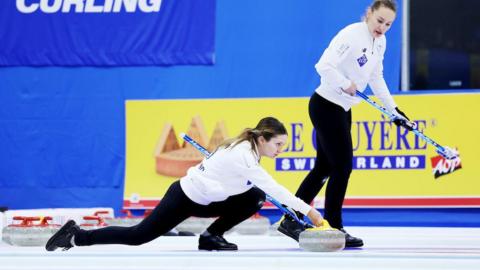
[340,228,364,248]
[277,217,305,242]
[198,234,238,251]
[45,220,80,251]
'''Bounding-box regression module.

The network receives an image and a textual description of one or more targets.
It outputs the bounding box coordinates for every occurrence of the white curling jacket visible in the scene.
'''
[180,140,313,215]
[315,22,397,112]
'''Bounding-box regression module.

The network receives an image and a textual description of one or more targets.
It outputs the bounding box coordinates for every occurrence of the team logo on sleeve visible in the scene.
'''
[357,54,368,67]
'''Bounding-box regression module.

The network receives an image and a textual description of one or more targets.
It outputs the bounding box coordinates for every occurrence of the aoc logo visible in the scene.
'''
[16,0,163,13]
[431,153,462,179]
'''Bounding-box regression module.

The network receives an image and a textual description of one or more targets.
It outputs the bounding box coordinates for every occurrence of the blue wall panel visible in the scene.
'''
[0,0,402,212]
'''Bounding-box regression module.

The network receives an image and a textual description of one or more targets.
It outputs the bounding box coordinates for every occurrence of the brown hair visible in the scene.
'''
[370,0,397,13]
[219,117,288,151]
[363,0,397,21]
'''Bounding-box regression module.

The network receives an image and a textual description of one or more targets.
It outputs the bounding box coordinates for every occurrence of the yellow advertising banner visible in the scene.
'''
[124,93,480,209]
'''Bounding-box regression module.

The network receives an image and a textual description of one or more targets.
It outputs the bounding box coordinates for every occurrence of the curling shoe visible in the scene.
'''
[45,220,80,251]
[277,216,305,242]
[340,228,364,248]
[198,234,238,251]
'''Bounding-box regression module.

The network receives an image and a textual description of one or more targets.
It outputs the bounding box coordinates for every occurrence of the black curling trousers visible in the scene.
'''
[74,181,265,246]
[295,92,353,229]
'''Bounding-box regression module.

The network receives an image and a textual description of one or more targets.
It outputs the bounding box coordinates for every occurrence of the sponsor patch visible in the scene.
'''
[357,54,368,67]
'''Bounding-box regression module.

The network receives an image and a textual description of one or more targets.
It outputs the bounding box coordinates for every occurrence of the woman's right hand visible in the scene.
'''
[307,208,325,227]
[341,82,357,96]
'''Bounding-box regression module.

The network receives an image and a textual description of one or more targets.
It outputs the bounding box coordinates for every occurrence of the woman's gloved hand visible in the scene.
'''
[393,107,416,131]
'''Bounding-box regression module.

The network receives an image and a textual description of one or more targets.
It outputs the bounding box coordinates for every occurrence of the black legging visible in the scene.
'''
[295,92,353,229]
[74,181,265,246]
